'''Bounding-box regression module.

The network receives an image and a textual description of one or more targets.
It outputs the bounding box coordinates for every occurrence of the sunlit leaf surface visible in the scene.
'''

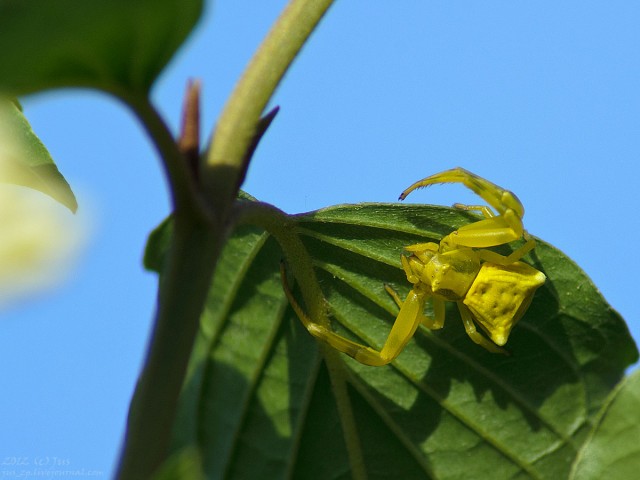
[570,368,640,480]
[146,203,638,480]
[0,100,76,211]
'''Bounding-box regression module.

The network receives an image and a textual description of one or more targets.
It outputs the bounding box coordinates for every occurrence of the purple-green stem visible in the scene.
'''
[116,1,336,478]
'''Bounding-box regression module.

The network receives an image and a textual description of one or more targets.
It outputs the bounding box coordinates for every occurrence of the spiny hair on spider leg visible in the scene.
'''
[398,182,437,201]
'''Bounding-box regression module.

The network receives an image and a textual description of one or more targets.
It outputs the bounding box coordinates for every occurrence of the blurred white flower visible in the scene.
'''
[0,175,85,309]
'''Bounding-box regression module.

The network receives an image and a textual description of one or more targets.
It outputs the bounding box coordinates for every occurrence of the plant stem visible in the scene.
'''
[117,0,336,475]
[123,95,210,221]
[233,201,367,479]
[232,201,325,322]
[117,213,220,480]
[203,0,335,211]
[115,97,219,479]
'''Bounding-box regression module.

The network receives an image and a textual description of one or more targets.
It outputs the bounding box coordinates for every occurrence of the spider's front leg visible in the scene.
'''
[385,283,445,330]
[399,167,524,218]
[280,263,426,366]
[400,167,529,250]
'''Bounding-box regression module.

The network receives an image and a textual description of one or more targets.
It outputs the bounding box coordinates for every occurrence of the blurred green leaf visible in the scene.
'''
[0,0,203,96]
[0,99,76,211]
[152,447,206,480]
[145,202,638,479]
[570,368,640,480]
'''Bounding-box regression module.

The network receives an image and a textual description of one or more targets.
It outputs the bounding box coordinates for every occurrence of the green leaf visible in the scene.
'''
[0,0,203,96]
[570,368,640,480]
[0,99,76,211]
[152,447,206,480]
[145,202,638,479]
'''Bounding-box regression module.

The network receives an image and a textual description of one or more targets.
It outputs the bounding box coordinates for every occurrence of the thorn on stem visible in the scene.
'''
[178,79,201,181]
[234,106,280,193]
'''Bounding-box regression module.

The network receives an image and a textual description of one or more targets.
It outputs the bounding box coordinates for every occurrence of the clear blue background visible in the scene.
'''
[2,1,639,476]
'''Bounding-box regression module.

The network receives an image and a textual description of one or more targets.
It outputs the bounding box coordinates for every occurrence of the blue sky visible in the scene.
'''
[2,1,639,476]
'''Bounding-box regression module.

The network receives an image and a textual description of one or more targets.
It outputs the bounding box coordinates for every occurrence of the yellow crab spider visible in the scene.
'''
[281,168,546,366]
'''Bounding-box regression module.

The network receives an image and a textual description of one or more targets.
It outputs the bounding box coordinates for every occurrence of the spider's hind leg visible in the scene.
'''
[457,302,508,355]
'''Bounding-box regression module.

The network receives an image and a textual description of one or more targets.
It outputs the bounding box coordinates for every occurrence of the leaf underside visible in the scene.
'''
[0,0,202,96]
[145,202,638,480]
[0,0,203,210]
